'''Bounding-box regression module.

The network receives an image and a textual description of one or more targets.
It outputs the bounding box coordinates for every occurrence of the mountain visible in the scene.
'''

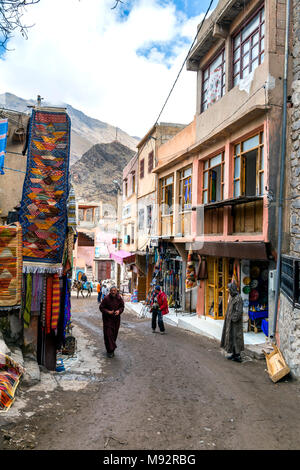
[0,92,139,164]
[71,141,135,203]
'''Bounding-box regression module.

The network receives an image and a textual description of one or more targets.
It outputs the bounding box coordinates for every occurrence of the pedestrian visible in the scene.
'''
[100,286,125,358]
[150,285,169,335]
[97,281,102,303]
[101,284,109,301]
[220,282,244,363]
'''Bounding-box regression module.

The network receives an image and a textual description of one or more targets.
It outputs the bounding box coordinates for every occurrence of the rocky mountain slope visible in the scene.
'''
[71,141,136,203]
[0,93,139,164]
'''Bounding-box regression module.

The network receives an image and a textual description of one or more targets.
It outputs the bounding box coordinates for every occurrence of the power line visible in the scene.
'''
[154,0,215,125]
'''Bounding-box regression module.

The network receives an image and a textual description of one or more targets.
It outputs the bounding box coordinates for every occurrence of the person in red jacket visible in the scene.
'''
[150,285,169,334]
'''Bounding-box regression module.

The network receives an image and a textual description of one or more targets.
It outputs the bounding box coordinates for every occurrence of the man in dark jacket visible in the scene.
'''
[100,286,125,358]
[220,282,244,362]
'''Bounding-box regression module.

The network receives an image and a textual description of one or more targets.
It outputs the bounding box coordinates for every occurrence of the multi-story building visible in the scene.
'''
[74,200,117,282]
[135,123,186,300]
[154,0,290,333]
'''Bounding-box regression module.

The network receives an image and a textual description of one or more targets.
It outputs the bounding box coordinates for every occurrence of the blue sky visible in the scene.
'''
[0,0,217,136]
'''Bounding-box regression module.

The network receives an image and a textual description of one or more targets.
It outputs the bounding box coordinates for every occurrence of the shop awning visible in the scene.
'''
[191,242,272,260]
[110,250,136,265]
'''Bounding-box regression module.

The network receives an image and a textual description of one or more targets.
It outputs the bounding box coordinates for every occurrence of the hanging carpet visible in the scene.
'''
[19,109,71,273]
[0,223,23,311]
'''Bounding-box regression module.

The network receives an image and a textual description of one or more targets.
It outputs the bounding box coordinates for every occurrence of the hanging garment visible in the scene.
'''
[0,119,8,175]
[45,276,53,334]
[51,274,60,331]
[23,274,32,328]
[30,273,44,314]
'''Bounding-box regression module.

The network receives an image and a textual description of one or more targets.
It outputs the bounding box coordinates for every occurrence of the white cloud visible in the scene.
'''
[0,0,205,137]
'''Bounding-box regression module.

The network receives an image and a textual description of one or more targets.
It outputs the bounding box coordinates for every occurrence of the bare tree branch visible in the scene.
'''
[111,0,125,10]
[0,0,40,50]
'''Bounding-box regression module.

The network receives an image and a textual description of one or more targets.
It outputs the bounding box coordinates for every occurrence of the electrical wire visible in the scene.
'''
[154,0,215,125]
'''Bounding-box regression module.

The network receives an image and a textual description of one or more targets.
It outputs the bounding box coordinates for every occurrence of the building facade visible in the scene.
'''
[186,0,289,334]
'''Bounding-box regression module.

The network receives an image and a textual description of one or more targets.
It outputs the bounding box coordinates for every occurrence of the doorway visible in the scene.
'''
[206,257,234,319]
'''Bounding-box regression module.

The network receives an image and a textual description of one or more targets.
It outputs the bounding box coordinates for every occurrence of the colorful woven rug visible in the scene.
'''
[0,119,8,175]
[0,352,24,413]
[19,109,71,273]
[0,223,23,311]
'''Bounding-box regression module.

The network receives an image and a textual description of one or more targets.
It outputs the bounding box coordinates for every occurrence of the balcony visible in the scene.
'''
[200,195,264,235]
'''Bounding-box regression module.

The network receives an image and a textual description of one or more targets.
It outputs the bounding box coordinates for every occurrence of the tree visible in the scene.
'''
[0,0,40,49]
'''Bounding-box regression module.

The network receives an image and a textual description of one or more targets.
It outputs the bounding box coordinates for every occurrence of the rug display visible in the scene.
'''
[19,109,71,273]
[0,352,24,413]
[0,118,8,175]
[0,223,23,311]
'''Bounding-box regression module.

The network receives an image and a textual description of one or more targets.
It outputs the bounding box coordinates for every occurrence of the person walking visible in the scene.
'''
[150,285,169,334]
[101,284,108,301]
[97,281,102,303]
[100,286,125,358]
[220,282,244,363]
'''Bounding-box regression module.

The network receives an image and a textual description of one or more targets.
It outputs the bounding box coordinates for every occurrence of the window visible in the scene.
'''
[233,5,265,87]
[202,152,224,204]
[233,131,264,197]
[160,175,174,215]
[131,171,135,193]
[202,49,226,112]
[147,205,152,229]
[148,151,154,173]
[179,167,192,212]
[131,223,135,244]
[281,255,300,307]
[124,179,128,197]
[140,159,144,179]
[138,208,144,230]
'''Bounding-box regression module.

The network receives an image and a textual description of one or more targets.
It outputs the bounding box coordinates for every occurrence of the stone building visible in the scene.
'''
[278,0,300,378]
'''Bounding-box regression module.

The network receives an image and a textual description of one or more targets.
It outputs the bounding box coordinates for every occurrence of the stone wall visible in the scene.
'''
[278,0,300,378]
[278,294,300,377]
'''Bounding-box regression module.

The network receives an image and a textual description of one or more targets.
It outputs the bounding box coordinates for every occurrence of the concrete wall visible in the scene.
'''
[0,111,29,220]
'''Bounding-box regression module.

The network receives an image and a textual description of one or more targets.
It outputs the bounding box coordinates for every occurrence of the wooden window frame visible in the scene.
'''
[148,151,154,173]
[233,131,264,198]
[202,152,225,204]
[201,48,226,113]
[160,175,174,216]
[131,171,135,194]
[232,4,265,87]
[140,159,144,179]
[179,166,192,213]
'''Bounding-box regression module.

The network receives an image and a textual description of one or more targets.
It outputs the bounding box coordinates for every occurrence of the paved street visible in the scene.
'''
[1,296,300,451]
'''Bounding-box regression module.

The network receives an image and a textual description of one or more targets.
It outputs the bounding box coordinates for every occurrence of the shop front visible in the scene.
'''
[197,242,272,335]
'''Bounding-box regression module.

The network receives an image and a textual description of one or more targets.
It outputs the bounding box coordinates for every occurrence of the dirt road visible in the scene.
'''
[1,296,300,450]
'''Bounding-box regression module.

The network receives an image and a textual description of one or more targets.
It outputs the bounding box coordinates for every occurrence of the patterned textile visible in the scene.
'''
[67,183,77,228]
[19,109,71,273]
[41,276,47,328]
[51,274,60,330]
[0,352,24,413]
[0,224,23,310]
[0,119,8,175]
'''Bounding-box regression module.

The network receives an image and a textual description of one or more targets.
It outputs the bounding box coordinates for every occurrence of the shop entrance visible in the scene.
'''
[206,257,234,319]
[244,260,269,333]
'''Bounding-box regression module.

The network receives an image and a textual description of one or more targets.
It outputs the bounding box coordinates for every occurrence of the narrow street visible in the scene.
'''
[1,295,300,451]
